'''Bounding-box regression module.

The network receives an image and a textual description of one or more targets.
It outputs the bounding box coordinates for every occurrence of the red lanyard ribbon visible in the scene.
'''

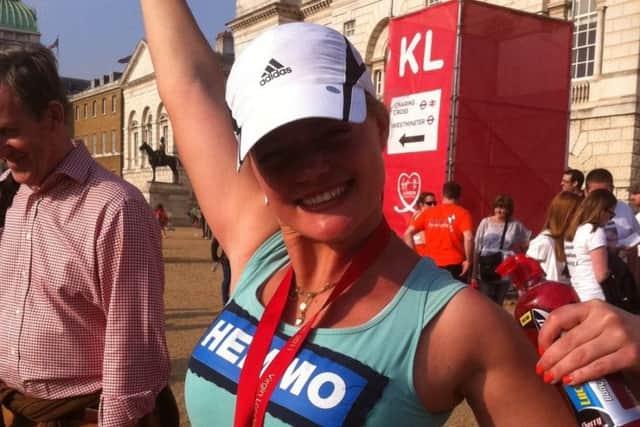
[233,220,391,427]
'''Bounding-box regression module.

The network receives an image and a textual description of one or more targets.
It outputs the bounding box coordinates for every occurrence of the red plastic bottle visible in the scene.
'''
[496,254,640,427]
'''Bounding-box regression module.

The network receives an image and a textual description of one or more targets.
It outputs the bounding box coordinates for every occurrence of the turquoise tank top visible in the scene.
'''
[185,232,465,426]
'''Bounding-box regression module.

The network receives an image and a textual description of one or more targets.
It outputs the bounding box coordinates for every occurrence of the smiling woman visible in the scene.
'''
[140,1,576,426]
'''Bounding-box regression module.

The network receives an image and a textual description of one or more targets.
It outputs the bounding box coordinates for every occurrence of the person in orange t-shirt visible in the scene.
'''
[404,182,474,279]
[406,191,437,256]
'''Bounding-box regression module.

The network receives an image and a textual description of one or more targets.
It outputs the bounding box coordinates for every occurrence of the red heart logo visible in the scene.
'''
[395,172,421,213]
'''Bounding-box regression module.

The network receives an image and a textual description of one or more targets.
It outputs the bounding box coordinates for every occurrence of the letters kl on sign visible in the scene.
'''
[382,3,459,235]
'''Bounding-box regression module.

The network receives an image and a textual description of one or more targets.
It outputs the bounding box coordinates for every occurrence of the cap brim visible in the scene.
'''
[237,83,367,163]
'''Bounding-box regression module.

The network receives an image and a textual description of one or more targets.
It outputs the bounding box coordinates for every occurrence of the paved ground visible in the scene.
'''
[162,226,479,426]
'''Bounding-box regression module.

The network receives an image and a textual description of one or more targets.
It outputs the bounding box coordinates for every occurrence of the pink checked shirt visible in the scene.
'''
[0,143,170,427]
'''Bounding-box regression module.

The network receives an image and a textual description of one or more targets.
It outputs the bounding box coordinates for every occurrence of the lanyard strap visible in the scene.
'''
[234,221,391,427]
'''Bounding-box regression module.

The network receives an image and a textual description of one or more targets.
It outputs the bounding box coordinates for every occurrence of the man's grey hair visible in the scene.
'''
[0,43,70,124]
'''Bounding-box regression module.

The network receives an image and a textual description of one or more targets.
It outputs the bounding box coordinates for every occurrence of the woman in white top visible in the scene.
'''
[527,191,582,283]
[564,189,617,301]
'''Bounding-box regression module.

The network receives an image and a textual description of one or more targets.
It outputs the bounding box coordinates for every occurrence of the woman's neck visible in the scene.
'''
[491,215,507,223]
[281,214,384,293]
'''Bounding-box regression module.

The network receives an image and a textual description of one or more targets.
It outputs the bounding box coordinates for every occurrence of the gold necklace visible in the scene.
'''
[290,282,337,326]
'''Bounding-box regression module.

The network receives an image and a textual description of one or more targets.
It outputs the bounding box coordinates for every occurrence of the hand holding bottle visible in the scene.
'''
[497,254,640,426]
[538,300,640,387]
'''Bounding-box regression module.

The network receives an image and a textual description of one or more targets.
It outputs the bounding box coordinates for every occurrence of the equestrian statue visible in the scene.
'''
[139,137,180,184]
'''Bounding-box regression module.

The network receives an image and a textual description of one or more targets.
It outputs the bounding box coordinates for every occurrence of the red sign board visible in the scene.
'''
[383,2,460,235]
[383,0,572,236]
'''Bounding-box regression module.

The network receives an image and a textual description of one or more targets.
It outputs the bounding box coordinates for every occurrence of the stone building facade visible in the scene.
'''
[70,73,123,176]
[120,40,177,187]
[228,0,640,197]
[114,35,235,225]
[118,39,192,224]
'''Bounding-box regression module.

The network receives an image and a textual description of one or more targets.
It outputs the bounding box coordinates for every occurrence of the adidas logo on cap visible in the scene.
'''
[259,58,292,86]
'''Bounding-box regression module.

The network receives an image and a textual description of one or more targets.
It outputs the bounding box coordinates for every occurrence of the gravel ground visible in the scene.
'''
[162,226,479,426]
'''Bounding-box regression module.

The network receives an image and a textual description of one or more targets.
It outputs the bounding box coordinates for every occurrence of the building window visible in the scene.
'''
[111,130,116,153]
[101,132,107,154]
[92,134,97,155]
[92,100,97,117]
[373,69,384,98]
[83,104,87,119]
[112,95,117,113]
[75,106,79,121]
[571,0,597,79]
[343,20,355,37]
[102,98,107,114]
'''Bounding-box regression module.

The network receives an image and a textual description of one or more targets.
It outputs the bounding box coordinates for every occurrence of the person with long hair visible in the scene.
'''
[527,192,582,282]
[564,188,618,301]
[473,194,531,305]
[140,2,574,426]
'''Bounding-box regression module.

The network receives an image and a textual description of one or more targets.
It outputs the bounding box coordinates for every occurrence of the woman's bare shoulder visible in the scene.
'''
[414,289,576,425]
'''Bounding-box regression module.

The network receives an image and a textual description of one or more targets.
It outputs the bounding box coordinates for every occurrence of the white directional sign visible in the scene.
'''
[387,89,441,154]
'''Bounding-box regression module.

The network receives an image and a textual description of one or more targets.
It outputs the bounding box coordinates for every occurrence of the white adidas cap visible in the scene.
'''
[226,22,375,165]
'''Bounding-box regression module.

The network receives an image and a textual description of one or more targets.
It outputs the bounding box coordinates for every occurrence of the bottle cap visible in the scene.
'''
[495,254,545,291]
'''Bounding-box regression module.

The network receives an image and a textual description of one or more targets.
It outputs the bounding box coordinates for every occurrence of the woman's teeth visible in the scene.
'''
[301,185,346,207]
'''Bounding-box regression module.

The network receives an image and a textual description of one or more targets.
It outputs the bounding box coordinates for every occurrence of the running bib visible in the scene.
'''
[189,302,389,426]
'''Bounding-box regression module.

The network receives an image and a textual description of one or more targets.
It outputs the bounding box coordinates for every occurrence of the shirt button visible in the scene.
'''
[21,270,27,278]
[10,348,16,356]
[25,232,31,241]
[15,308,20,315]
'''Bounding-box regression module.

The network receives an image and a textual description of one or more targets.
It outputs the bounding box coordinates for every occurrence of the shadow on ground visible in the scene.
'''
[170,357,191,384]
[165,308,217,319]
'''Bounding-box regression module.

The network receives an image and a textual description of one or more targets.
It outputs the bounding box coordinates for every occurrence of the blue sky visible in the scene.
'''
[28,0,235,79]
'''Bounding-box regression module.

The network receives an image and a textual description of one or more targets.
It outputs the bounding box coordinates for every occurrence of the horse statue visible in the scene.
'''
[139,138,180,184]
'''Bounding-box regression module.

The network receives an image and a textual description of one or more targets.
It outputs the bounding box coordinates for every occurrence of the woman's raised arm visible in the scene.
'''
[140,1,278,275]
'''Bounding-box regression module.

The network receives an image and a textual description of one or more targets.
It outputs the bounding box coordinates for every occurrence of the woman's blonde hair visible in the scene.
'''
[542,191,582,261]
[565,188,617,241]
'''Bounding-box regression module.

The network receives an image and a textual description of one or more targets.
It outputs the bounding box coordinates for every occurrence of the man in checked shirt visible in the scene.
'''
[0,45,176,426]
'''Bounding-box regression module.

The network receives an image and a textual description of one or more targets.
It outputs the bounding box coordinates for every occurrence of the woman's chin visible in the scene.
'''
[289,217,357,243]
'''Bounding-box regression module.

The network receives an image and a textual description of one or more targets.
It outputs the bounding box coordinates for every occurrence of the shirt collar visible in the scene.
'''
[33,141,94,194]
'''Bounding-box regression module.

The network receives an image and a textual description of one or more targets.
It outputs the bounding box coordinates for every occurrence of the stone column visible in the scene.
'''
[594,1,606,78]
